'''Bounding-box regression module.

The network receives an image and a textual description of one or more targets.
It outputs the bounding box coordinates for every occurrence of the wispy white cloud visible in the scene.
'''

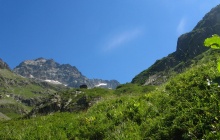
[102,28,143,52]
[177,17,187,35]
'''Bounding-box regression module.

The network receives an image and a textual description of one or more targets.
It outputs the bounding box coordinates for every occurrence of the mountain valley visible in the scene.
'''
[1,4,220,140]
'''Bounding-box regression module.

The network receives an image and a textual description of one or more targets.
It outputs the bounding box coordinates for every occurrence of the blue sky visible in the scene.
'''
[0,1,219,84]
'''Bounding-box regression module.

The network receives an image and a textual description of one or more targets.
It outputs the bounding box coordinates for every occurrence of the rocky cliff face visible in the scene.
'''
[132,4,220,85]
[13,58,120,89]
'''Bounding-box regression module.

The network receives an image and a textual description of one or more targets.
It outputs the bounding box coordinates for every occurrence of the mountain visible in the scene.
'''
[2,4,220,139]
[132,4,220,85]
[13,58,120,89]
[2,49,220,139]
[0,57,119,120]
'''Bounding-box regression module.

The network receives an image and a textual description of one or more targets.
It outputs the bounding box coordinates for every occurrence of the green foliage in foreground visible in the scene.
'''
[1,58,220,139]
[2,36,220,139]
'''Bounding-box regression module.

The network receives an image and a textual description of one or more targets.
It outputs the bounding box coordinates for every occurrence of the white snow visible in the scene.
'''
[95,83,107,87]
[44,79,63,85]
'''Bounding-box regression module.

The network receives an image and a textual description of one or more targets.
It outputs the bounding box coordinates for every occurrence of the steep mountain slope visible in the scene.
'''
[132,4,220,85]
[0,59,67,119]
[13,58,120,89]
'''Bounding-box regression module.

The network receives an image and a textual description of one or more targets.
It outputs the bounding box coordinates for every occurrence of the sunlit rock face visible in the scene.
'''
[14,58,120,89]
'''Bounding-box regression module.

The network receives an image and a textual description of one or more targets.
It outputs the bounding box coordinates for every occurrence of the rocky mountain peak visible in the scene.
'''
[14,58,120,89]
[21,58,56,66]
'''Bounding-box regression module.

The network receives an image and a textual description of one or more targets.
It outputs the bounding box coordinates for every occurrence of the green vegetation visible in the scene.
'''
[204,34,220,73]
[115,83,155,95]
[0,69,59,98]
[1,36,220,139]
[204,34,220,49]
[0,69,67,119]
[1,55,220,139]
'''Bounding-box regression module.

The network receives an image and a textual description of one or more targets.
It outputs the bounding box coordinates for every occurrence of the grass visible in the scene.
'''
[0,69,67,120]
[1,50,220,139]
[1,70,219,139]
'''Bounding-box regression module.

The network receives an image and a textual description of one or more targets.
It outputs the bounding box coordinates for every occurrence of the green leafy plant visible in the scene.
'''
[204,34,220,72]
[204,34,220,49]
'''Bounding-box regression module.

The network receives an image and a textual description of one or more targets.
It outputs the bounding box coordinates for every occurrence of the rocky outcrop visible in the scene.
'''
[0,58,10,70]
[26,91,101,117]
[14,58,120,89]
[132,4,220,85]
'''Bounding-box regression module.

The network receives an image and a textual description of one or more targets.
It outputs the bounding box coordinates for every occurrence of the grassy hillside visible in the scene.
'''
[2,6,220,139]
[0,68,67,119]
[1,49,220,139]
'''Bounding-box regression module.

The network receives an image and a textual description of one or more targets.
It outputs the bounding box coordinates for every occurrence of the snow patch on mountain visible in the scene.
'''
[44,79,63,85]
[95,83,107,87]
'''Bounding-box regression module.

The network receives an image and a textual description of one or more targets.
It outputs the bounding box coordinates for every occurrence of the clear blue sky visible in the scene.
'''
[0,1,219,84]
